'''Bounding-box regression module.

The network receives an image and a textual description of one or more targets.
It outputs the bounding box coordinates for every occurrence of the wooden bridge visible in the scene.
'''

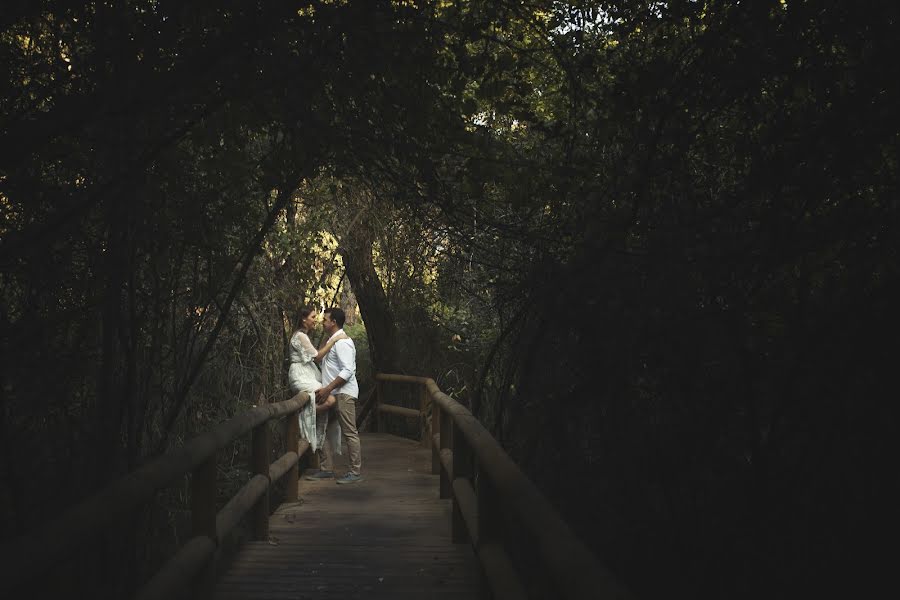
[0,374,631,600]
[216,433,478,598]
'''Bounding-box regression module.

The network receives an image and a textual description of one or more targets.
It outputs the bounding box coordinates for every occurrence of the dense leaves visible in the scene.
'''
[1,1,898,599]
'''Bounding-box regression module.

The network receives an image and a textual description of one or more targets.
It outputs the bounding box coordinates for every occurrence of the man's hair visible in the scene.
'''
[324,307,346,328]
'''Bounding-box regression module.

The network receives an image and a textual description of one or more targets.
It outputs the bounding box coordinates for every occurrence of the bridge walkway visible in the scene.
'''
[215,432,480,599]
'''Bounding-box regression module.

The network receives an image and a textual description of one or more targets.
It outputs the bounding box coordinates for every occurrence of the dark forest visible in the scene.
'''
[1,1,898,599]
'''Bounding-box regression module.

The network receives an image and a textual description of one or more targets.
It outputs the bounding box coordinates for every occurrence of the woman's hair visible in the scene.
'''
[295,306,315,331]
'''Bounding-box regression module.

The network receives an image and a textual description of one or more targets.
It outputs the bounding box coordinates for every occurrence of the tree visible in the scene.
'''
[2,1,898,598]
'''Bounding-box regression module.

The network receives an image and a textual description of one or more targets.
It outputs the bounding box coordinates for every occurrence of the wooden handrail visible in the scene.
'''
[0,391,313,598]
[374,373,632,600]
[4,373,630,599]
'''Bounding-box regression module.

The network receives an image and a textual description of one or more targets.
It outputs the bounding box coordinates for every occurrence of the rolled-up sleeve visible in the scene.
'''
[333,339,356,382]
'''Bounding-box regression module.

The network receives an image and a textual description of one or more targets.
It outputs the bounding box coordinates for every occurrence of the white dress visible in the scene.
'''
[287,331,341,454]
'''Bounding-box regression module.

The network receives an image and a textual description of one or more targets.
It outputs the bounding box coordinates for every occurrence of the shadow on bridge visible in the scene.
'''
[216,432,478,599]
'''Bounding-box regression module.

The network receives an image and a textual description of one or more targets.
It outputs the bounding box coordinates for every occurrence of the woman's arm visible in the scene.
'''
[313,333,349,362]
[295,332,319,362]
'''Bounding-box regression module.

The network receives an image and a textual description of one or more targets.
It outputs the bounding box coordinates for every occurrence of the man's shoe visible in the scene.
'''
[335,473,364,485]
[304,470,334,480]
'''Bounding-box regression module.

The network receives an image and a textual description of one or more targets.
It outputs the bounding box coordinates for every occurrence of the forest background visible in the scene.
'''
[1,1,898,599]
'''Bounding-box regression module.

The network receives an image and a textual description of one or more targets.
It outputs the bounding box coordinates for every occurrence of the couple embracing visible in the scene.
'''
[287,306,363,484]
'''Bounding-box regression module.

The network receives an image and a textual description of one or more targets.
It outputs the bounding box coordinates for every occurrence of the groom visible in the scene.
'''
[313,307,363,484]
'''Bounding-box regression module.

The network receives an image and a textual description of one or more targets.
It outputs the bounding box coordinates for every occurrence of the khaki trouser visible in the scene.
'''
[319,393,362,475]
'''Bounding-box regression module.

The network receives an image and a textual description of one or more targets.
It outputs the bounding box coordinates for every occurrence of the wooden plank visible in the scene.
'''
[428,384,633,600]
[217,474,269,538]
[375,374,430,385]
[215,433,479,599]
[478,541,529,600]
[283,412,301,502]
[190,457,218,599]
[377,403,420,419]
[250,420,271,540]
[450,477,478,547]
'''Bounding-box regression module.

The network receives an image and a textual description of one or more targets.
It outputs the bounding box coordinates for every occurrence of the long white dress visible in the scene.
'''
[287,330,341,454]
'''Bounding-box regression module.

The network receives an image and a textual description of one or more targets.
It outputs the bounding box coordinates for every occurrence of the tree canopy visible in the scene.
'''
[2,1,898,598]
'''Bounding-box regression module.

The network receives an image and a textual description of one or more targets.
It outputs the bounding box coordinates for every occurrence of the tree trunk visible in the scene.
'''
[339,224,401,373]
[339,276,358,326]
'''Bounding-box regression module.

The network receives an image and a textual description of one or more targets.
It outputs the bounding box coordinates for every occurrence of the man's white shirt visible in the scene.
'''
[320,329,359,398]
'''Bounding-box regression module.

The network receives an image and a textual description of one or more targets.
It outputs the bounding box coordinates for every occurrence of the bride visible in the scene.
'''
[287,306,348,453]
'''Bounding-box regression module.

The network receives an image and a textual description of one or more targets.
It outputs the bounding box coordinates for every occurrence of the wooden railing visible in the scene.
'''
[373,373,632,600]
[3,375,632,600]
[0,391,314,600]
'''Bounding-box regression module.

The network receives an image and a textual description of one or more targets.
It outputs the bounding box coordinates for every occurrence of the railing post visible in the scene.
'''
[190,456,217,599]
[452,420,472,543]
[420,384,430,448]
[375,379,384,433]
[438,403,451,498]
[284,408,300,503]
[251,420,271,540]
[476,462,501,555]
[431,397,441,475]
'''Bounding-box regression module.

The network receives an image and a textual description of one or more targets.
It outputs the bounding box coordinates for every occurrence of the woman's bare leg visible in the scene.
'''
[315,394,336,413]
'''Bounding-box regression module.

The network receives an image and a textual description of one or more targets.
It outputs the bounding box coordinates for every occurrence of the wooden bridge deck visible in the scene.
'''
[215,433,480,599]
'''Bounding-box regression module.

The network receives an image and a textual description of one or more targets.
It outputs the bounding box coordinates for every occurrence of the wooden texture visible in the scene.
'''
[0,393,310,593]
[251,419,272,540]
[376,373,633,600]
[439,408,452,499]
[191,457,218,599]
[376,403,420,419]
[450,419,473,545]
[269,450,299,483]
[215,433,480,599]
[218,474,270,539]
[438,448,453,500]
[284,412,300,502]
[450,478,478,547]
[134,536,217,600]
[431,408,442,474]
[419,384,430,448]
[477,541,528,600]
[424,382,632,600]
[375,381,384,432]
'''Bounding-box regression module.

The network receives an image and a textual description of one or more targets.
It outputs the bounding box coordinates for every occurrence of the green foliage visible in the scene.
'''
[1,1,898,598]
[423,3,898,599]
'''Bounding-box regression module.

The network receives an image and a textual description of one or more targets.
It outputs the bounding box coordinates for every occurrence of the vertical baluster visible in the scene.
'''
[476,464,500,542]
[420,384,430,448]
[190,456,217,599]
[307,391,321,469]
[477,463,502,599]
[251,421,271,540]
[375,379,384,433]
[452,419,472,543]
[284,406,300,503]
[431,395,441,475]
[439,405,452,498]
